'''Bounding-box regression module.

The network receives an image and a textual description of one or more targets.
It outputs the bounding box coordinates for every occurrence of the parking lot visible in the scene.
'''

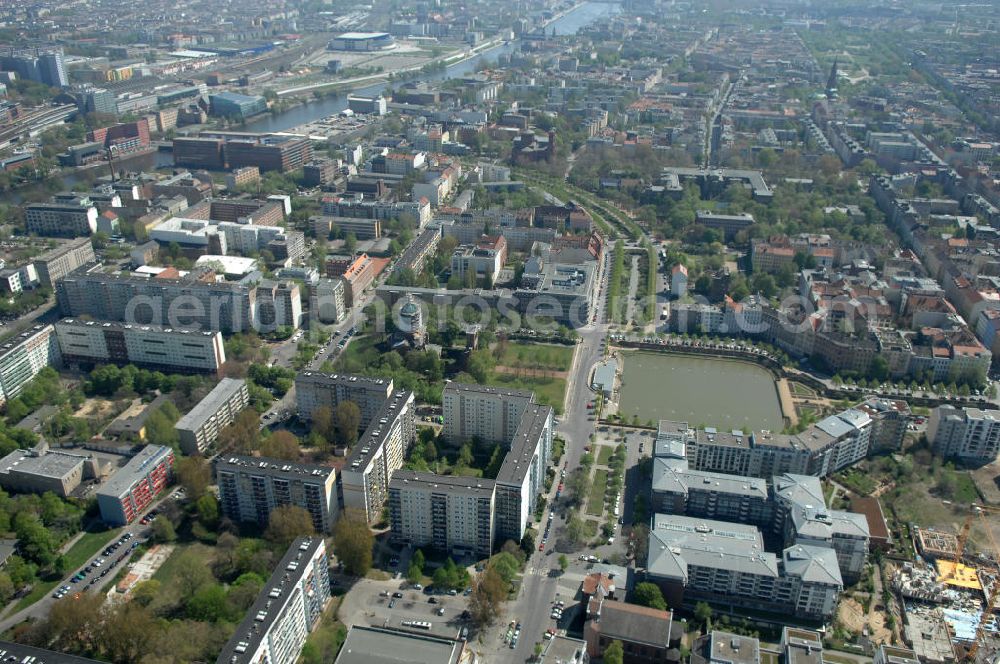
[336,576,471,641]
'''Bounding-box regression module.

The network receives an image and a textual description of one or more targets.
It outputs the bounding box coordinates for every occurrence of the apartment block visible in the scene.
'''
[32,237,96,288]
[450,235,507,285]
[96,445,174,525]
[311,278,347,324]
[0,324,61,406]
[216,537,331,664]
[646,513,843,622]
[325,253,376,308]
[927,405,1000,465]
[442,383,533,446]
[25,198,98,237]
[312,215,381,240]
[176,378,250,455]
[388,471,496,557]
[215,455,338,533]
[55,318,226,375]
[389,384,552,550]
[340,390,416,522]
[56,265,302,333]
[294,372,393,425]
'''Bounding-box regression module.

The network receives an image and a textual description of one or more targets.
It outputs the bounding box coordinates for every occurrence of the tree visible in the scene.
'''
[558,554,569,573]
[265,505,316,548]
[311,405,336,442]
[259,430,300,460]
[151,515,177,543]
[131,579,161,607]
[468,567,507,627]
[632,582,668,610]
[412,548,426,573]
[100,602,159,664]
[334,401,361,446]
[196,494,219,527]
[407,563,423,585]
[175,456,210,500]
[695,601,713,629]
[217,409,260,453]
[332,508,373,576]
[604,640,624,664]
[565,514,584,545]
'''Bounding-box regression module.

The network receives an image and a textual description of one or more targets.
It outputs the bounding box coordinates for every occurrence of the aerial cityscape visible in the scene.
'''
[0,0,996,662]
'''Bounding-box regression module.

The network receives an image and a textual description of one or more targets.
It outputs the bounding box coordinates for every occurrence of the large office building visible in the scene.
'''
[216,537,331,664]
[927,405,1000,465]
[340,390,416,522]
[389,384,552,552]
[25,197,99,237]
[173,137,226,170]
[208,92,267,120]
[96,445,174,525]
[294,372,394,425]
[176,378,249,455]
[216,455,338,533]
[1,47,68,87]
[646,513,843,622]
[56,265,303,334]
[226,137,313,173]
[32,237,96,288]
[54,318,227,375]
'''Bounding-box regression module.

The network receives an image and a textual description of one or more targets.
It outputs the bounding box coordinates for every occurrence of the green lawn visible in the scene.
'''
[596,446,613,466]
[483,372,567,415]
[13,527,121,612]
[587,469,608,517]
[496,343,574,372]
[582,519,598,538]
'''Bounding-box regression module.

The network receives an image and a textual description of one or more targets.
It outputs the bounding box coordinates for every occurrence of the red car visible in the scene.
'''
[539,543,545,551]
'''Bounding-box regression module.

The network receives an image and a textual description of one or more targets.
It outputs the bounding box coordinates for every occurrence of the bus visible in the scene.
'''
[401,620,432,630]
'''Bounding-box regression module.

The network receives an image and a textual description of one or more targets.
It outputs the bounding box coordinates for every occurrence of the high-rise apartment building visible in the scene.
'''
[340,390,415,522]
[215,455,338,533]
[25,197,98,237]
[389,472,496,557]
[294,372,394,425]
[1,48,68,87]
[927,405,1000,465]
[216,537,331,664]
[176,378,249,455]
[0,324,61,406]
[442,383,533,446]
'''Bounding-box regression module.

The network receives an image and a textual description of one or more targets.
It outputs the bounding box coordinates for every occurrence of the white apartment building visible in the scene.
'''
[294,372,394,425]
[215,455,339,533]
[388,471,496,556]
[311,279,346,324]
[176,378,249,455]
[442,383,533,445]
[216,538,331,664]
[927,405,1000,465]
[340,390,416,522]
[0,324,61,406]
[54,318,226,375]
[25,200,98,237]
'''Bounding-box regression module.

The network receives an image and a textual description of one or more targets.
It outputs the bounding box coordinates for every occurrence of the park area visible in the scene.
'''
[480,342,574,414]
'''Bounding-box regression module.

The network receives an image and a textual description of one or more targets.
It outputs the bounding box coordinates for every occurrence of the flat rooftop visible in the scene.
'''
[214,454,336,483]
[345,390,413,471]
[496,404,552,485]
[653,456,768,499]
[96,445,171,498]
[176,378,246,432]
[334,626,463,664]
[390,470,495,497]
[0,641,103,663]
[0,448,88,479]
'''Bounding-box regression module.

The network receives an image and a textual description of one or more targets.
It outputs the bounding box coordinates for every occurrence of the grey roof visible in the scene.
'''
[496,404,552,485]
[443,381,533,401]
[176,378,247,432]
[0,642,104,663]
[216,537,325,664]
[782,544,843,586]
[390,470,495,498]
[96,445,172,499]
[647,514,777,583]
[214,454,336,483]
[784,628,824,664]
[701,631,761,664]
[773,474,825,508]
[334,626,463,664]
[0,448,88,479]
[592,601,674,649]
[345,390,413,471]
[652,456,768,500]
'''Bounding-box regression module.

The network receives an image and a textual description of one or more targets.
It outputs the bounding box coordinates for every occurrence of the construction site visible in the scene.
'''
[889,513,1000,662]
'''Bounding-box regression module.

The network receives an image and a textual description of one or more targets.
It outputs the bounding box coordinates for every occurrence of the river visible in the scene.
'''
[243,1,621,134]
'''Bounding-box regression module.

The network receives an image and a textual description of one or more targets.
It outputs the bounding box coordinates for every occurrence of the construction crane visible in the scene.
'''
[941,512,976,585]
[964,505,1000,661]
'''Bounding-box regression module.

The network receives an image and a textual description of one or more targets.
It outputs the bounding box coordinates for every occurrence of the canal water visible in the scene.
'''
[617,351,785,431]
[244,1,621,134]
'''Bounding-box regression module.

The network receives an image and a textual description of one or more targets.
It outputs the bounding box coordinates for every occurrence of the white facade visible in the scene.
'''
[176,378,250,454]
[0,324,61,406]
[928,405,1000,464]
[442,383,532,445]
[25,203,98,237]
